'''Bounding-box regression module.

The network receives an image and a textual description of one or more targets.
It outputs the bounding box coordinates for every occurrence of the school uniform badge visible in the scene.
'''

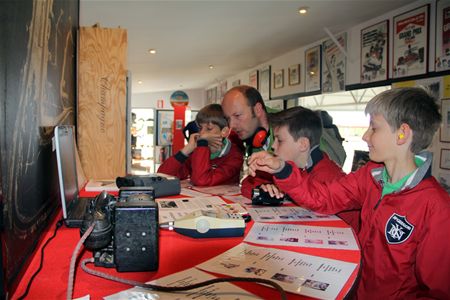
[385,213,414,244]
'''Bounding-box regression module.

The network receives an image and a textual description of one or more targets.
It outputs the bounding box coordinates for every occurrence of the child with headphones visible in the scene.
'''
[248,87,450,299]
[158,104,244,186]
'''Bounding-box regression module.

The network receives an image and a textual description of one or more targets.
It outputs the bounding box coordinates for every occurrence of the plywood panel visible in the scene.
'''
[78,26,127,179]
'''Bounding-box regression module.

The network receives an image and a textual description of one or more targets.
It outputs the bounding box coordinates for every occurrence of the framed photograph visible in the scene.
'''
[259,65,271,100]
[273,69,284,89]
[360,20,389,83]
[156,109,173,146]
[392,5,429,78]
[249,70,258,89]
[440,149,450,170]
[435,0,450,72]
[232,79,241,87]
[322,32,346,93]
[441,98,450,142]
[437,171,450,193]
[305,45,321,92]
[218,81,227,100]
[288,64,300,86]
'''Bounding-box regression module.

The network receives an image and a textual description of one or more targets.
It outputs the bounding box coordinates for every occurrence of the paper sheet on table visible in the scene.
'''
[245,223,359,250]
[157,196,226,224]
[247,206,340,222]
[197,243,357,300]
[180,187,210,197]
[222,194,253,207]
[103,268,260,300]
[190,184,240,196]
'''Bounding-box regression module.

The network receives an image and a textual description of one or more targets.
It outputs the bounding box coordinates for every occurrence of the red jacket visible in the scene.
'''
[158,140,243,186]
[241,149,342,197]
[273,152,450,299]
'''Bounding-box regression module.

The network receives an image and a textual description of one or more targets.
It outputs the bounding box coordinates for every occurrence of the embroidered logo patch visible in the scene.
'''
[385,213,414,244]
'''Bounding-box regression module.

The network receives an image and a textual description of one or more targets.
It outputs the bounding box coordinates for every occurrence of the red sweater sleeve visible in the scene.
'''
[240,170,273,199]
[190,143,243,186]
[157,152,191,180]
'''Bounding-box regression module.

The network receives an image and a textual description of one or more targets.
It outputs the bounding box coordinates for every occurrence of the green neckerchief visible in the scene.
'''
[210,138,230,160]
[381,157,424,197]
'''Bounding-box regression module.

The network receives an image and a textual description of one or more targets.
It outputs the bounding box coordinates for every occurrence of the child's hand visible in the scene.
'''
[181,133,199,156]
[248,151,285,176]
[260,183,284,199]
[198,132,223,149]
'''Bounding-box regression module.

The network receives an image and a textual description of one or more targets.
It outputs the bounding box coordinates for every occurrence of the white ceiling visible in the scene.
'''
[79,0,412,94]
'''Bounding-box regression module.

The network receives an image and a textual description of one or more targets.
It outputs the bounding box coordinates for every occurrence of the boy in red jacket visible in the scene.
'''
[248,87,450,298]
[158,104,243,186]
[244,106,359,231]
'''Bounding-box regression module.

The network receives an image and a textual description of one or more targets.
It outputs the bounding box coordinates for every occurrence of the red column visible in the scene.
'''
[172,105,186,154]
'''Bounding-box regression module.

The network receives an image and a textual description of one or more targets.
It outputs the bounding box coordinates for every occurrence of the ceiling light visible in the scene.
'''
[148,49,156,54]
[298,7,308,14]
[209,65,214,69]
[138,80,143,84]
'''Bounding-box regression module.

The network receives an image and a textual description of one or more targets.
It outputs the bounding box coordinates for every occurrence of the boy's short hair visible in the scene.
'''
[270,106,322,146]
[365,87,441,153]
[195,104,228,129]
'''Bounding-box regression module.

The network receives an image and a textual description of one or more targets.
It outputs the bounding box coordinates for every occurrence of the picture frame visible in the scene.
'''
[360,20,389,83]
[156,109,173,146]
[392,5,429,79]
[322,32,346,93]
[259,65,271,100]
[249,70,259,89]
[273,69,284,89]
[305,45,321,92]
[232,79,241,87]
[288,64,301,86]
[435,0,450,72]
[441,98,450,142]
[440,149,450,170]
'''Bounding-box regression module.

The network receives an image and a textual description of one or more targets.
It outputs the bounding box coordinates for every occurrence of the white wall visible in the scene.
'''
[208,0,434,101]
[132,88,206,110]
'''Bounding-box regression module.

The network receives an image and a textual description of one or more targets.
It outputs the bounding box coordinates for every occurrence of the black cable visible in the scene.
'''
[81,258,287,300]
[17,219,64,300]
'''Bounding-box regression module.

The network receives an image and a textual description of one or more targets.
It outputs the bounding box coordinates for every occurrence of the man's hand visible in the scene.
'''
[248,151,285,176]
[198,132,223,150]
[260,183,284,199]
[181,133,199,156]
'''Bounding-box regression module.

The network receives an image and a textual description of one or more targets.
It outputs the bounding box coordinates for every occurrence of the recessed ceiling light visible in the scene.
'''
[148,49,156,54]
[298,7,308,14]
[138,80,143,84]
[209,65,214,69]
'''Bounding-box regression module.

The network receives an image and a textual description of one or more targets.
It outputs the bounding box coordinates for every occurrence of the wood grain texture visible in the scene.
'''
[77,26,127,179]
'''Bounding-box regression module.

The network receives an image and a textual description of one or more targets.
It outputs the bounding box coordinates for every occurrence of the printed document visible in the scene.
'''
[245,223,359,250]
[104,268,260,300]
[247,206,340,222]
[197,243,357,300]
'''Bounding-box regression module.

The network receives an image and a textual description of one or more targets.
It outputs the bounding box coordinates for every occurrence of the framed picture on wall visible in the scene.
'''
[435,0,450,72]
[305,45,321,92]
[392,5,429,79]
[273,69,284,89]
[249,70,258,89]
[156,109,173,146]
[360,20,389,83]
[259,65,271,100]
[441,98,450,142]
[288,64,300,85]
[232,79,241,87]
[322,32,346,93]
[440,149,450,170]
